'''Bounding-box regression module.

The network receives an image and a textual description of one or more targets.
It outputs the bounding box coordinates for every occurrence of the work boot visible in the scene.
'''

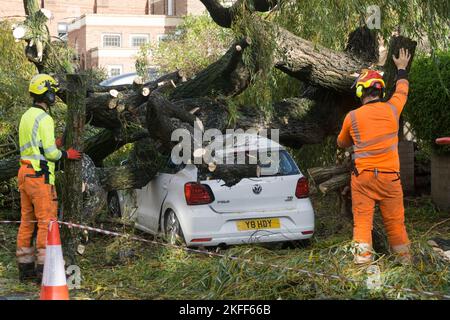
[35,264,44,284]
[18,263,36,282]
[353,242,374,265]
[392,244,412,266]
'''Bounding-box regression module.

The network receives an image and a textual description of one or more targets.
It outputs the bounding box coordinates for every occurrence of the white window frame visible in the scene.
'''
[130,34,150,48]
[167,0,175,16]
[102,33,122,48]
[57,22,68,36]
[107,65,123,77]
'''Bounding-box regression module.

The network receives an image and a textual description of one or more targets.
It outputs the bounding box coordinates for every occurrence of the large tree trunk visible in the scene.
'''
[274,27,377,92]
[170,39,253,100]
[200,0,278,28]
[61,74,87,264]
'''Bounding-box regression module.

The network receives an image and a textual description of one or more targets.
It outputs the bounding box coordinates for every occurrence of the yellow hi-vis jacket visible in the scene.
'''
[19,106,62,185]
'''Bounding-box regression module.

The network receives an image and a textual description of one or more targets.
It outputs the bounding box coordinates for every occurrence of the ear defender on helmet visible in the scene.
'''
[29,74,59,105]
[356,82,386,99]
[353,69,386,99]
[43,80,56,105]
[356,85,364,98]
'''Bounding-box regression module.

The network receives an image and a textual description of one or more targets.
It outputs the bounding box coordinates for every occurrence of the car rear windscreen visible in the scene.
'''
[258,150,300,176]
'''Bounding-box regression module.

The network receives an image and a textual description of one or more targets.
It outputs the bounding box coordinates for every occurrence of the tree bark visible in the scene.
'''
[308,165,351,186]
[170,38,253,100]
[61,74,86,264]
[201,1,379,93]
[383,36,417,98]
[199,0,278,28]
[319,173,351,194]
[84,70,189,129]
[274,27,376,93]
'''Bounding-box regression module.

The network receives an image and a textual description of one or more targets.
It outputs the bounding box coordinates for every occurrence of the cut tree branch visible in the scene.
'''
[170,38,252,100]
[199,0,278,28]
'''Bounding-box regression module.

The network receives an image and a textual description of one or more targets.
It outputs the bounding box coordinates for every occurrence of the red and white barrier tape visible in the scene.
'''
[1,219,449,299]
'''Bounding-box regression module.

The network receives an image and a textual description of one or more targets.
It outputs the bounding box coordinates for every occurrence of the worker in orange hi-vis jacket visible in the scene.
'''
[337,48,412,265]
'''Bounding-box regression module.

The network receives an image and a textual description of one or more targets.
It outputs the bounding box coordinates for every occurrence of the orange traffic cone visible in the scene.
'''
[40,220,69,300]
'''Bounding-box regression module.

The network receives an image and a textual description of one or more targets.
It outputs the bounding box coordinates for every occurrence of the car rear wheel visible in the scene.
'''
[107,191,121,217]
[164,210,185,246]
[281,239,312,249]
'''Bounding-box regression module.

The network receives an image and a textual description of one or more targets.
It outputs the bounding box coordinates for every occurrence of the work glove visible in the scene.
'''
[63,148,82,160]
[55,137,63,149]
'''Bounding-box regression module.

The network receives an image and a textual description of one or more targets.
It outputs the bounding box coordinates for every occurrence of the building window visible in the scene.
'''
[107,65,122,77]
[131,34,149,48]
[167,0,175,16]
[103,34,121,48]
[57,22,68,39]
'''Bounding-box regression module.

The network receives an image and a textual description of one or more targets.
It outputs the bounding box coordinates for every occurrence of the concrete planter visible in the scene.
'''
[431,153,450,211]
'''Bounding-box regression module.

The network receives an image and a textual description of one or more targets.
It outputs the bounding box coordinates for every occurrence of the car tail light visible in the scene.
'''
[302,231,314,235]
[184,182,215,205]
[295,177,309,198]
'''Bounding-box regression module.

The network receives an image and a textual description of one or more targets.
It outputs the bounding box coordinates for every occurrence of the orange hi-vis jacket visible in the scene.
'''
[338,79,409,173]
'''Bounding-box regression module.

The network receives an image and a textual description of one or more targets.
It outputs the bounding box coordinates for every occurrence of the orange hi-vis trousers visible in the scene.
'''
[16,163,58,265]
[351,171,410,251]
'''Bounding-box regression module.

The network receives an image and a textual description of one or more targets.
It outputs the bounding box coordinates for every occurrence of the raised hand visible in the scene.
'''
[393,48,411,70]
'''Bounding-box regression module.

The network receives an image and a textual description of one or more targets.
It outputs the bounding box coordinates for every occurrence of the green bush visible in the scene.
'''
[151,14,233,78]
[405,52,450,155]
[291,136,338,173]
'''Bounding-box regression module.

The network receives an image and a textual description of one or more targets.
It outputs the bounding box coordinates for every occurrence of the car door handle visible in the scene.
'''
[162,184,168,190]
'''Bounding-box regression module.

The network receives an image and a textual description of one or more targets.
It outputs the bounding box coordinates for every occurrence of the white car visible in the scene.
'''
[99,68,160,87]
[108,134,315,247]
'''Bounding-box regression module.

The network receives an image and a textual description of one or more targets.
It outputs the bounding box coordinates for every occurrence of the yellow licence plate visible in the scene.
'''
[236,218,281,231]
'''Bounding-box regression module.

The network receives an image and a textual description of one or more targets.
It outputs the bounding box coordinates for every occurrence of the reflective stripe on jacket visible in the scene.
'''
[337,79,409,173]
[19,107,62,185]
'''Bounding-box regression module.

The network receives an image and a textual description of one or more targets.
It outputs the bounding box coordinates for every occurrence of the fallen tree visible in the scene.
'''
[0,0,418,218]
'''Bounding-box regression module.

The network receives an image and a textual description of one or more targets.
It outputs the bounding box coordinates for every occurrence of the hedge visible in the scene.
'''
[404,52,450,155]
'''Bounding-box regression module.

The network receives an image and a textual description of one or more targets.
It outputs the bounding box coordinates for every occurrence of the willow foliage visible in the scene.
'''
[0,21,36,125]
[230,0,449,114]
[276,0,449,51]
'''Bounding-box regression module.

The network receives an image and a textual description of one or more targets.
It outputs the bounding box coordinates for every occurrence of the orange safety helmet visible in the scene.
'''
[354,69,385,98]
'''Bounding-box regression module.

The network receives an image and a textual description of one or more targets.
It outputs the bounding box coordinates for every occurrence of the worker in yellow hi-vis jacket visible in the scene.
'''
[17,74,81,282]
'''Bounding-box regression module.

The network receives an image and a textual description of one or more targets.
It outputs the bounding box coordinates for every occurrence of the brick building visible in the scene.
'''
[0,0,206,75]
